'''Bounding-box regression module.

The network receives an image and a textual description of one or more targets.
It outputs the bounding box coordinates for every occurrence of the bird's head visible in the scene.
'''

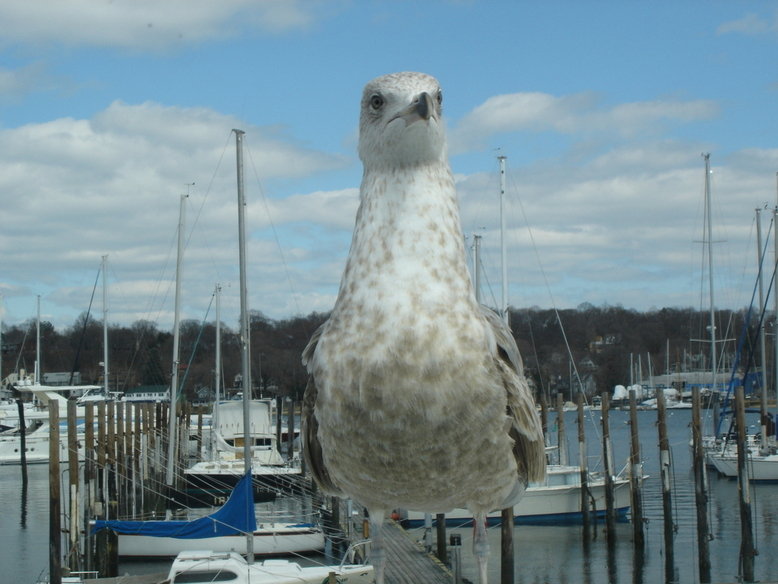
[358,72,446,169]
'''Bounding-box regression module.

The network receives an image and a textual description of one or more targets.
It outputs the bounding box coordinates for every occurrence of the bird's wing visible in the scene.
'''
[301,324,343,495]
[481,306,547,484]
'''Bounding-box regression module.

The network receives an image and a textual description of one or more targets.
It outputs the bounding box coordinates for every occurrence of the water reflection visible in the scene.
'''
[20,477,28,528]
[405,410,778,583]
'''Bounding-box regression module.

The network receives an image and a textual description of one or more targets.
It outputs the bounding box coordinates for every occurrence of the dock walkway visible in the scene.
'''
[383,521,452,584]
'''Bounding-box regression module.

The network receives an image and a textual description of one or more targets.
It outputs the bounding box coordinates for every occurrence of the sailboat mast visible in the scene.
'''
[36,294,41,383]
[213,283,221,457]
[0,294,3,384]
[102,254,109,395]
[703,153,717,393]
[773,172,778,405]
[755,209,768,440]
[234,129,254,563]
[165,194,187,487]
[498,155,508,326]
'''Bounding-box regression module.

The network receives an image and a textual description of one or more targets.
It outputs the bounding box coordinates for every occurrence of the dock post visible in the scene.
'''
[435,513,447,564]
[96,402,106,513]
[16,394,28,477]
[83,402,95,572]
[555,393,567,465]
[657,387,675,583]
[450,533,462,584]
[735,386,755,582]
[692,386,711,582]
[500,507,514,584]
[116,400,126,516]
[576,392,590,537]
[628,388,644,550]
[133,402,142,517]
[287,399,296,461]
[106,401,117,517]
[601,392,616,547]
[276,395,283,455]
[67,399,80,573]
[125,399,134,515]
[49,401,62,584]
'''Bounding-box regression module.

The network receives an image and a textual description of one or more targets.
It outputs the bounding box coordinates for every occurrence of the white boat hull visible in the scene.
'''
[167,550,374,584]
[709,452,778,481]
[117,523,325,558]
[400,465,634,526]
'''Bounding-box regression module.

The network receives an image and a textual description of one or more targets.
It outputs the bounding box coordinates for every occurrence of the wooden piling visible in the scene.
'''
[83,403,95,573]
[116,399,126,516]
[601,392,616,545]
[735,386,755,582]
[691,386,711,582]
[49,401,62,584]
[555,393,567,465]
[67,399,80,573]
[500,507,514,584]
[196,410,203,458]
[435,513,447,564]
[16,396,28,476]
[106,401,116,514]
[276,395,283,455]
[656,387,675,583]
[539,391,548,446]
[287,400,295,461]
[628,388,644,550]
[576,392,590,536]
[133,403,142,516]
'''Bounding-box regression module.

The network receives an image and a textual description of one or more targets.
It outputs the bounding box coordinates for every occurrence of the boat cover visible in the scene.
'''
[92,472,257,538]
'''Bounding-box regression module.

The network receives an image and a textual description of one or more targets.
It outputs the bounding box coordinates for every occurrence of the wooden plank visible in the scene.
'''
[383,521,451,584]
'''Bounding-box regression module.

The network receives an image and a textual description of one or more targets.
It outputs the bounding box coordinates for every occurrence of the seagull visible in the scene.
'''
[302,71,546,584]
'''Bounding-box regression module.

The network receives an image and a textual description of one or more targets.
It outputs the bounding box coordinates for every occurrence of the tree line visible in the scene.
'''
[1,304,765,403]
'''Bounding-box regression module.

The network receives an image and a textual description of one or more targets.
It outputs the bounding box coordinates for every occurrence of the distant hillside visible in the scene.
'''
[1,304,763,404]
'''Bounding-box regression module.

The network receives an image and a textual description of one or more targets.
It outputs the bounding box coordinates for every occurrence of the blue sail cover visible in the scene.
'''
[92,472,257,538]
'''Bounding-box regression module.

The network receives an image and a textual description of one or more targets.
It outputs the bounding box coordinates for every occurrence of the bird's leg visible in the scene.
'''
[369,509,387,584]
[473,513,489,584]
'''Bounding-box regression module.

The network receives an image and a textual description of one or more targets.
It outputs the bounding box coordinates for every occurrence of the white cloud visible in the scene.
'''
[449,91,718,154]
[0,0,321,50]
[717,11,778,36]
[455,143,777,314]
[0,100,353,328]
[0,63,50,98]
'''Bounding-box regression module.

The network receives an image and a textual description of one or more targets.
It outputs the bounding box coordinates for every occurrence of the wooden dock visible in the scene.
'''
[383,521,452,584]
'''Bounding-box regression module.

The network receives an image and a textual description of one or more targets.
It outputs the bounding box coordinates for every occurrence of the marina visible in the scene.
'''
[3,406,778,583]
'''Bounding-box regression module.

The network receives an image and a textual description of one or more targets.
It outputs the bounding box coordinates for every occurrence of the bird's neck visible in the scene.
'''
[337,162,474,305]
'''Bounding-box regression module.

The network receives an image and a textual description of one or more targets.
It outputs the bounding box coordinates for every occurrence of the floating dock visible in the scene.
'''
[382,521,451,584]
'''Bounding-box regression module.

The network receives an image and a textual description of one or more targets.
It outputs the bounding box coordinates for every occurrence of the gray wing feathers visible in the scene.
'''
[481,306,547,484]
[301,323,343,495]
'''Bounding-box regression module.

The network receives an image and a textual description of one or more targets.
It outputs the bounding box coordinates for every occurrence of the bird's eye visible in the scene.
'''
[370,94,384,110]
[436,91,443,106]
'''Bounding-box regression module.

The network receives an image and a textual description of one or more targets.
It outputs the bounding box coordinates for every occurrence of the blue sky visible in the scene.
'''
[1,1,777,333]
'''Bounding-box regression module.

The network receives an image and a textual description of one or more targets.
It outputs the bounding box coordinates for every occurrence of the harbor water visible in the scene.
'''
[2,407,778,583]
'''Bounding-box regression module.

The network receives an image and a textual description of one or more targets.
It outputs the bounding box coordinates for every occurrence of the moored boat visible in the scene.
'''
[399,464,634,527]
[165,548,375,584]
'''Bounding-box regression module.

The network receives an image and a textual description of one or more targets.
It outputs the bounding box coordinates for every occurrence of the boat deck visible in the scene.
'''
[383,521,451,584]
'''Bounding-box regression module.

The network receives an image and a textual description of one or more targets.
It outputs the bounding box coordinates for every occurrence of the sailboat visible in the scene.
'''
[182,134,300,508]
[450,155,638,525]
[162,129,371,578]
[704,159,778,480]
[183,398,302,504]
[91,472,325,558]
[0,286,108,465]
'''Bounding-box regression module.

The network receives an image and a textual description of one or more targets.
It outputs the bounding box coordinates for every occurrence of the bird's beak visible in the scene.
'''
[392,92,435,126]
[414,92,433,121]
